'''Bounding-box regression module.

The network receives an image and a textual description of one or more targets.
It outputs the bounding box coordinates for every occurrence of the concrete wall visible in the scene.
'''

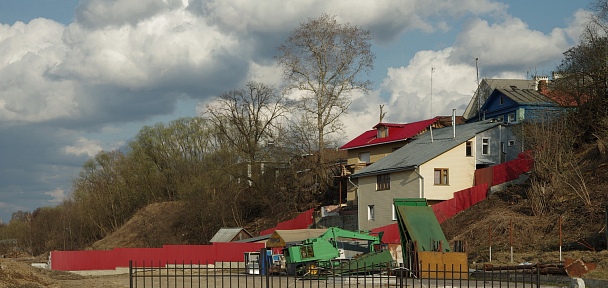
[311,214,358,231]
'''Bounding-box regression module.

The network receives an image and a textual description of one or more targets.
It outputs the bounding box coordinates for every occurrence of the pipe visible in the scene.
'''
[348,177,361,231]
[413,166,424,198]
[452,109,456,138]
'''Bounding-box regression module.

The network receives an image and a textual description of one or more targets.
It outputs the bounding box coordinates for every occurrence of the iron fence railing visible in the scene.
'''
[129,260,572,288]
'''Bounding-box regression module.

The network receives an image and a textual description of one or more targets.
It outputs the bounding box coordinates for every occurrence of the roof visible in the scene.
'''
[482,79,536,90]
[339,117,440,150]
[234,233,271,243]
[351,120,501,178]
[209,228,252,243]
[490,88,558,106]
[266,229,327,248]
[463,79,536,119]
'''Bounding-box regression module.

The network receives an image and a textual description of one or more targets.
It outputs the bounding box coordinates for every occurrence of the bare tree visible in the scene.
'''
[206,81,286,185]
[277,14,374,161]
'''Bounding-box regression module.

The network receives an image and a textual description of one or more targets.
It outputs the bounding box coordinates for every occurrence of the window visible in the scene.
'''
[377,126,388,138]
[508,140,515,146]
[368,205,375,221]
[482,138,490,155]
[497,115,503,122]
[359,152,370,163]
[499,96,504,105]
[508,112,516,123]
[465,141,472,157]
[434,168,449,185]
[376,174,390,190]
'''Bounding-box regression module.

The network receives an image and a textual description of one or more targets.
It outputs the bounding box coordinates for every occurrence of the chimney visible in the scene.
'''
[537,80,549,93]
[452,109,456,138]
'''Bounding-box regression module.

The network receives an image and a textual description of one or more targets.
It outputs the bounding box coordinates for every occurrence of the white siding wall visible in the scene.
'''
[420,140,476,201]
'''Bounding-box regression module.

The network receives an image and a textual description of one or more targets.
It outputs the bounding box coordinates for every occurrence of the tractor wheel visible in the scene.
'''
[306,263,318,275]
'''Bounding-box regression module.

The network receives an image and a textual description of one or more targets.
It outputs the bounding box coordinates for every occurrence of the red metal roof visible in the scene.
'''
[339,117,440,150]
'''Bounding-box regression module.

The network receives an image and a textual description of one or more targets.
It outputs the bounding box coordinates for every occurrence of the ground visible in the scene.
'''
[0,256,130,288]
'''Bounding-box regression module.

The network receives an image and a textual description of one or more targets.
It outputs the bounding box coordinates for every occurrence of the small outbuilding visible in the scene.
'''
[209,228,253,243]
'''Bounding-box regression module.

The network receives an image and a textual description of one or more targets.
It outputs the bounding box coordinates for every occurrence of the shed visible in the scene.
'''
[266,229,327,248]
[209,228,253,243]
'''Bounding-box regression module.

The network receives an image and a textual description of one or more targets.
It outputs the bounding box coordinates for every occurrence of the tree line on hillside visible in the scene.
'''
[0,14,374,255]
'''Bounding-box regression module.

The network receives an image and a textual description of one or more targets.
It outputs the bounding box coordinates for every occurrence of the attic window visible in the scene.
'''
[377,126,388,138]
[508,112,516,123]
[499,96,504,105]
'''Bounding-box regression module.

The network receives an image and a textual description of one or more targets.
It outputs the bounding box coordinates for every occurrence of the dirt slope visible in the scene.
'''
[89,202,190,250]
[441,144,608,279]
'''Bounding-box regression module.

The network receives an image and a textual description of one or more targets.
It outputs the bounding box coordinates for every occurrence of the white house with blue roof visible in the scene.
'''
[350,120,520,231]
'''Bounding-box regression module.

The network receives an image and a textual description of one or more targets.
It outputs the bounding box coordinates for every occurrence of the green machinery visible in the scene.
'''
[283,227,392,275]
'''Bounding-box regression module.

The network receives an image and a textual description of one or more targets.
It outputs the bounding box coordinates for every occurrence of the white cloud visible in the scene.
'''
[64,137,103,157]
[0,19,77,123]
[75,0,184,28]
[45,188,66,203]
[449,17,571,73]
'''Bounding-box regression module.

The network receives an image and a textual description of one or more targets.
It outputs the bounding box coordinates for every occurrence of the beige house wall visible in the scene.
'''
[346,143,406,165]
[420,139,476,201]
[357,170,420,231]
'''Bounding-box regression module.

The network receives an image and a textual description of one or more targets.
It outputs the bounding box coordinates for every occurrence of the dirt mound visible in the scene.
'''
[89,201,190,250]
[0,257,84,288]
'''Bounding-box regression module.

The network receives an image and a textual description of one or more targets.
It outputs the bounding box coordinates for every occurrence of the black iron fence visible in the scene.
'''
[129,260,572,288]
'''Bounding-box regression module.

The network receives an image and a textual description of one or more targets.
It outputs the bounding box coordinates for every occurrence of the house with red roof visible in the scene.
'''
[338,116,463,208]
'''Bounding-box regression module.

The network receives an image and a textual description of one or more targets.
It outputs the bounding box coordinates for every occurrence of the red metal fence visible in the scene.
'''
[50,242,265,271]
[475,152,533,187]
[372,184,489,244]
[431,183,489,224]
[259,208,314,235]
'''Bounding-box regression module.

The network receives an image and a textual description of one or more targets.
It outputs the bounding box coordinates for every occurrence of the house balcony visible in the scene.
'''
[341,163,372,176]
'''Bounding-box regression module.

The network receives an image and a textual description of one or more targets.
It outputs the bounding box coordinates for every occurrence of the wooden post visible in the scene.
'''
[559,216,563,262]
[510,219,513,263]
[489,222,492,262]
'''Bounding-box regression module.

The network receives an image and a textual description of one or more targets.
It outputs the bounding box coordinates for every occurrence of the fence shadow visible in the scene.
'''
[129,260,573,288]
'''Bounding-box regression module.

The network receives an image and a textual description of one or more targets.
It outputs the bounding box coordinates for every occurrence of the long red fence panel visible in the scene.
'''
[259,208,314,236]
[432,184,488,224]
[371,223,400,244]
[50,242,265,271]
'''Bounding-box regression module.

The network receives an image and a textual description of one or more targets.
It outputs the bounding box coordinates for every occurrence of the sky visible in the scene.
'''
[0,0,593,223]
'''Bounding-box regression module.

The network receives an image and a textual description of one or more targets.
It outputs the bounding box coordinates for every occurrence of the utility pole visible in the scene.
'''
[476,58,480,121]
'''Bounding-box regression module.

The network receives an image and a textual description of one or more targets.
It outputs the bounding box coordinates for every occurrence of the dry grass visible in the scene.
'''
[442,143,608,279]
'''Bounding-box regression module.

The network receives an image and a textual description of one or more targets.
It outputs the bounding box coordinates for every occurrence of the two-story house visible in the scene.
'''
[350,120,517,231]
[339,117,454,208]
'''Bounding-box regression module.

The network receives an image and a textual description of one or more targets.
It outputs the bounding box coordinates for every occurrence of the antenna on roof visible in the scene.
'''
[379,104,386,122]
[431,67,435,118]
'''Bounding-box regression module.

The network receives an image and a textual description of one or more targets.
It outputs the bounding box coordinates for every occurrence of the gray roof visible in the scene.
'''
[209,228,252,242]
[350,120,501,178]
[464,79,536,119]
[492,88,557,106]
[483,79,536,90]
